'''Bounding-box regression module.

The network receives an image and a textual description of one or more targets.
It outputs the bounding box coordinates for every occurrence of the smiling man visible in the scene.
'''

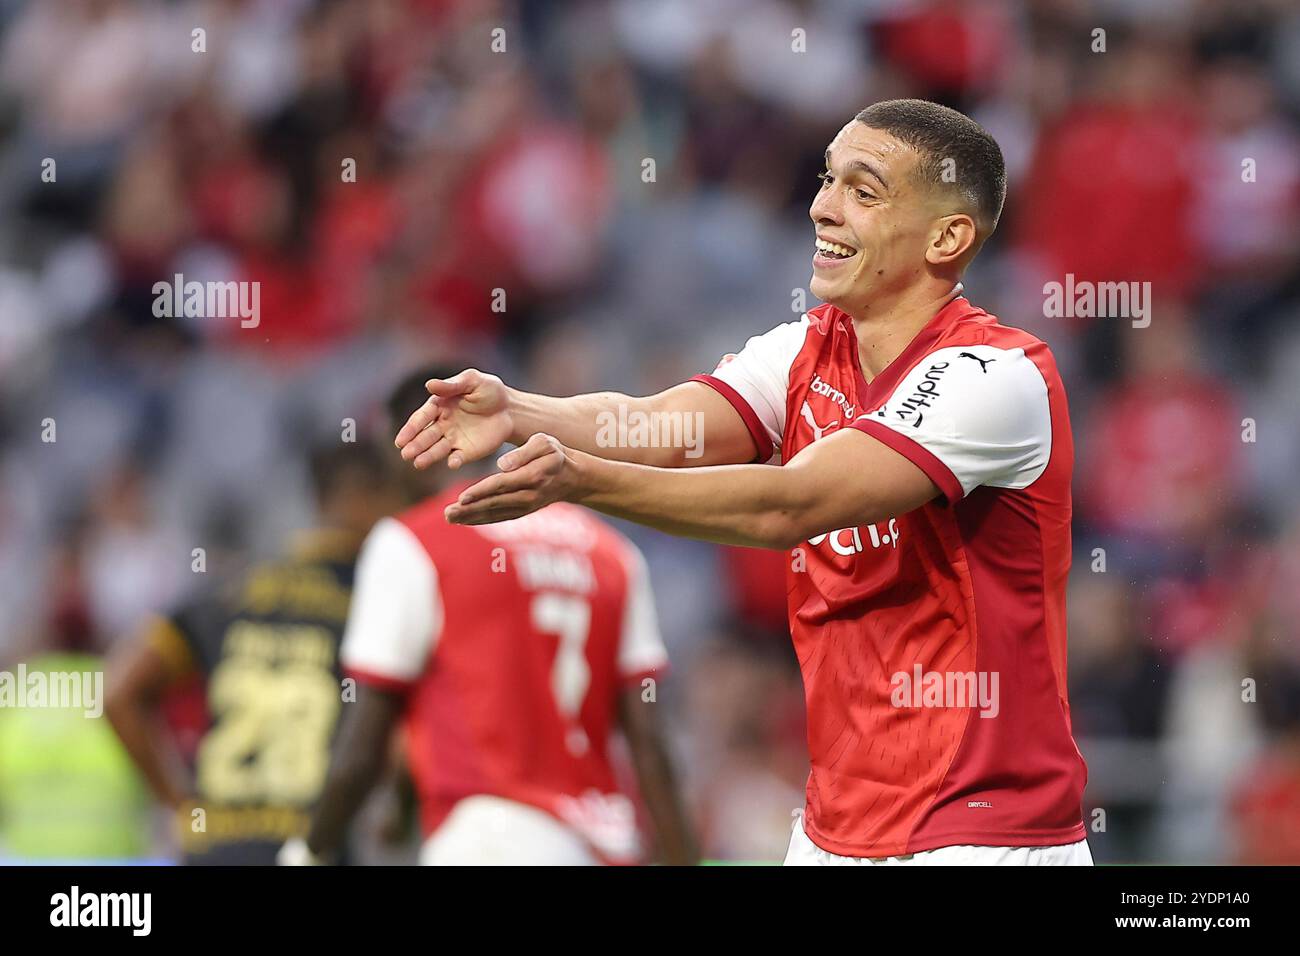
[395,100,1091,865]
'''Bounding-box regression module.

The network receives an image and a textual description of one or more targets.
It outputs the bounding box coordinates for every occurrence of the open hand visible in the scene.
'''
[394,369,513,470]
[444,433,583,525]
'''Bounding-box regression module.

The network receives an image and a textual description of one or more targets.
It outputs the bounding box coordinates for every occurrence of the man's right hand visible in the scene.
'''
[395,369,514,470]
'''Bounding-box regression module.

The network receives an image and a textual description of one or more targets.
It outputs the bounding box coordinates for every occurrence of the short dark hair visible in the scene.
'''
[307,440,389,505]
[854,99,1006,238]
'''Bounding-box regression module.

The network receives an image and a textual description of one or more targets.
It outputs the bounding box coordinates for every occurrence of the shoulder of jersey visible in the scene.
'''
[939,303,1057,357]
[801,299,1056,364]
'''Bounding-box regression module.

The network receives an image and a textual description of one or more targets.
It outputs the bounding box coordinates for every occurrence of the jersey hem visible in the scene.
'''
[802,819,1088,859]
[423,791,637,866]
[689,374,773,462]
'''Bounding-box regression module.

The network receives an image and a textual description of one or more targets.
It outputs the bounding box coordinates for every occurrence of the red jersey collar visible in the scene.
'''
[830,295,979,403]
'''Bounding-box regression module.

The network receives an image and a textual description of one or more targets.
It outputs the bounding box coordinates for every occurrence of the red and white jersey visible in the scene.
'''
[693,296,1088,857]
[339,486,668,863]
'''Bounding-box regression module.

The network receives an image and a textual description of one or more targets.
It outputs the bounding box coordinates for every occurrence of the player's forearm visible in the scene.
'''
[306,688,403,857]
[104,697,189,810]
[573,453,816,550]
[305,746,386,858]
[507,388,686,467]
[617,689,699,865]
[629,731,700,865]
[104,638,192,810]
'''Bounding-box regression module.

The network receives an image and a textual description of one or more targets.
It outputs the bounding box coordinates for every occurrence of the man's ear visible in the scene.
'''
[925,213,978,267]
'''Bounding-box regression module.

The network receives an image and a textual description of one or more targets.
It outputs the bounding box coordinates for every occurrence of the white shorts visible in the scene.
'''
[419,795,600,866]
[784,815,1093,866]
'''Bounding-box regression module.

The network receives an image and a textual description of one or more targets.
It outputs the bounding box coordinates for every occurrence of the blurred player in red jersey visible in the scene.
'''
[396,100,1092,865]
[283,369,698,866]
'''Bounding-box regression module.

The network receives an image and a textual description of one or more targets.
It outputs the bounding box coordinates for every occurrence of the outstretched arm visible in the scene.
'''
[443,428,939,550]
[395,370,760,471]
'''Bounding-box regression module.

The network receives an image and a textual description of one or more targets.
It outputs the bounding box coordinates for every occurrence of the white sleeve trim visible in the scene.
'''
[856,345,1053,497]
[340,517,442,683]
[707,315,809,454]
[616,544,669,679]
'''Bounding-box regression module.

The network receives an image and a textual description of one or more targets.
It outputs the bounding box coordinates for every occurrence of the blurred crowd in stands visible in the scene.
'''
[2,0,1299,863]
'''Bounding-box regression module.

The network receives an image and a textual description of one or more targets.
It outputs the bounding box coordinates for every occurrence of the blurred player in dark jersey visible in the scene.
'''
[280,369,699,866]
[105,440,402,865]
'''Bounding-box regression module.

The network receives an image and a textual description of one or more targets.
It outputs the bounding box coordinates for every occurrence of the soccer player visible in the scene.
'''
[281,369,698,866]
[104,441,402,864]
[394,100,1092,865]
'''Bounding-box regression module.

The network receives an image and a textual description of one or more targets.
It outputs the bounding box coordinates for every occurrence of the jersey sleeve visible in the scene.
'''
[162,593,240,677]
[849,344,1053,502]
[690,316,809,462]
[616,543,669,685]
[339,517,442,692]
[143,612,198,679]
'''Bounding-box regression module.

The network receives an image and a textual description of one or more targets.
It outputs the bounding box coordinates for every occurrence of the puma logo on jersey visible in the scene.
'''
[800,401,839,441]
[958,352,996,373]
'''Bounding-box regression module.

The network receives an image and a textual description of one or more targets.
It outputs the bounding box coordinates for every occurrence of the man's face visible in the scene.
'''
[808,122,938,313]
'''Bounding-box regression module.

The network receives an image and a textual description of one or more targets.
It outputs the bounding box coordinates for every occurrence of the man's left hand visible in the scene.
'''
[445,433,586,525]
